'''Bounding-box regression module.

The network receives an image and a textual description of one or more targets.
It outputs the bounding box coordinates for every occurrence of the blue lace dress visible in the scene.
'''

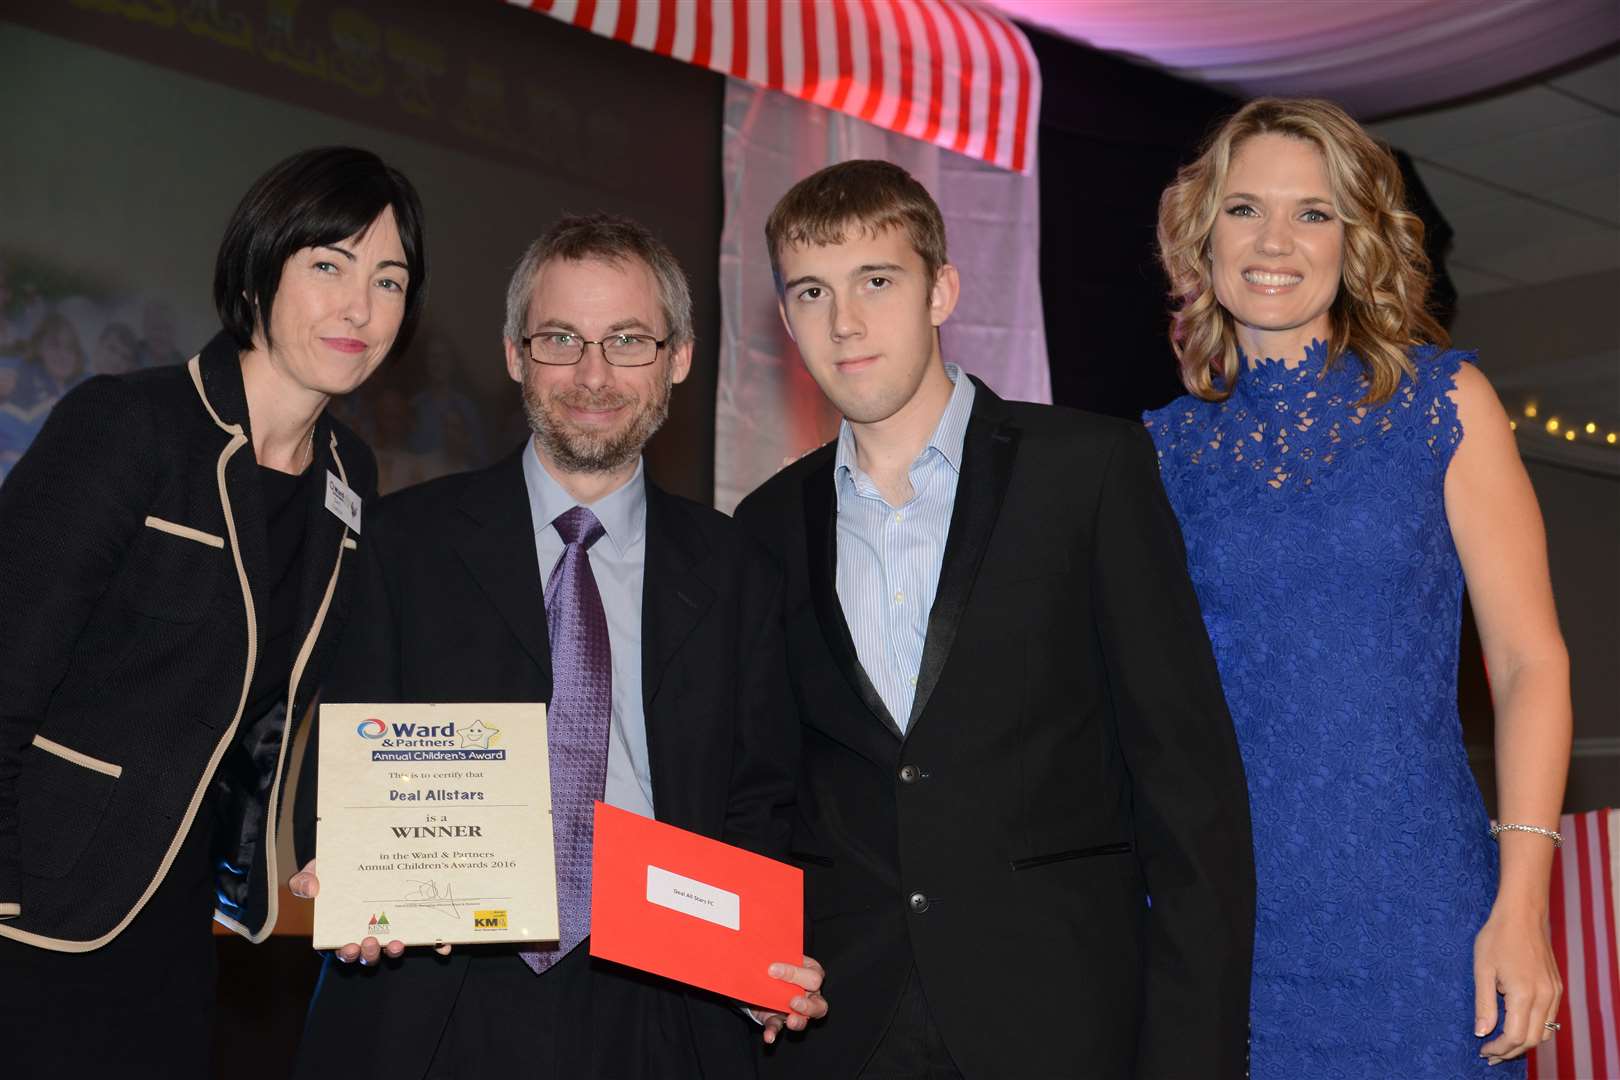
[1145,342,1518,1079]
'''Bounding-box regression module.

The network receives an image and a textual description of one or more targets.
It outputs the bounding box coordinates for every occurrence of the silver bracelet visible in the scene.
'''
[1489,823,1563,848]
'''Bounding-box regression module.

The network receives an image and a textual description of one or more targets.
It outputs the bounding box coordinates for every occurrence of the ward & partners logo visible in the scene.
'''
[357,714,507,761]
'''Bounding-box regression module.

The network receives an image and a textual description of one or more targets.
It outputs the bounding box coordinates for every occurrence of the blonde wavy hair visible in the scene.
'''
[1156,97,1448,405]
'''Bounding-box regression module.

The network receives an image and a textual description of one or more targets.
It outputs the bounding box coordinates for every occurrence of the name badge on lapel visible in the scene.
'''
[324,471,362,534]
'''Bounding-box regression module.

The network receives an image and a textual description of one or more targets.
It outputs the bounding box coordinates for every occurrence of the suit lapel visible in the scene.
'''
[802,462,903,741]
[452,449,553,680]
[905,382,1020,732]
[196,334,271,633]
[641,483,715,825]
[641,483,713,712]
[290,416,347,660]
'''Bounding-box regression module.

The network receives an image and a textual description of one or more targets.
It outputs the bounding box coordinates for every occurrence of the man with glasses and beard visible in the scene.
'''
[290,214,826,1080]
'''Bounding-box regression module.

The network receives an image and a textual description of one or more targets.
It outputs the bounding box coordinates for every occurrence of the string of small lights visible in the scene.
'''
[1509,402,1618,447]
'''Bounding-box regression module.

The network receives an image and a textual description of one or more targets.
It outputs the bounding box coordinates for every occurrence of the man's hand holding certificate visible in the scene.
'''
[295,711,827,1036]
[309,703,559,950]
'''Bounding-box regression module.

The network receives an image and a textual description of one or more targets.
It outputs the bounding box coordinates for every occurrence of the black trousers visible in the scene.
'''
[423,944,706,1079]
[859,966,965,1080]
[297,940,723,1080]
[0,805,217,1080]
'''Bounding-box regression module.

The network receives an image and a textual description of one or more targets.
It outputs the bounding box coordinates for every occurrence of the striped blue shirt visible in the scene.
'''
[834,364,975,731]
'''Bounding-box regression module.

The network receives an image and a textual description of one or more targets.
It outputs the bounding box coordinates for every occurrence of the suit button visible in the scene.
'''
[908,891,930,913]
[898,764,920,784]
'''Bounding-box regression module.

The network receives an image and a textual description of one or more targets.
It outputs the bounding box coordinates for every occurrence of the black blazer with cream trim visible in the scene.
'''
[0,331,374,949]
[734,378,1256,1080]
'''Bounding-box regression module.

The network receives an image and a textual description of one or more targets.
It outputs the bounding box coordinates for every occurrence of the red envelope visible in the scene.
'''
[589,801,804,1013]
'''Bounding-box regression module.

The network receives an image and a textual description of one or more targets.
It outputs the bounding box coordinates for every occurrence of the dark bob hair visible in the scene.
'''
[213,146,428,358]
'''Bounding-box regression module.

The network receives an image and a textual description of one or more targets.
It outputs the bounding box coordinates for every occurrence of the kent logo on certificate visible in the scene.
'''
[311,702,559,950]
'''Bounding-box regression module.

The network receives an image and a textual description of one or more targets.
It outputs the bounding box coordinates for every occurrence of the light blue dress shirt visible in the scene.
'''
[834,364,975,731]
[522,442,655,818]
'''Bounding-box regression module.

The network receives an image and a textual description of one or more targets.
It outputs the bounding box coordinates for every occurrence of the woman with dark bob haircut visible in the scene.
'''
[1147,99,1568,1077]
[0,146,427,1075]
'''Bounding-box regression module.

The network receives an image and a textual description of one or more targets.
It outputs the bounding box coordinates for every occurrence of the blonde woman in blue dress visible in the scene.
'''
[1145,97,1569,1077]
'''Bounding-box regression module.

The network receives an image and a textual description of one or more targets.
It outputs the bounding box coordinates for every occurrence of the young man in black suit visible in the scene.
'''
[290,214,825,1079]
[733,161,1255,1080]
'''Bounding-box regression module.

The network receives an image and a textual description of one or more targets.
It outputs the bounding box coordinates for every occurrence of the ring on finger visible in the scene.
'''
[1544,1021,1561,1032]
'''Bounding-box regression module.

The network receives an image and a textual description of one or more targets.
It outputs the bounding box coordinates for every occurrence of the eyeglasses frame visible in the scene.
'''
[519,330,670,368]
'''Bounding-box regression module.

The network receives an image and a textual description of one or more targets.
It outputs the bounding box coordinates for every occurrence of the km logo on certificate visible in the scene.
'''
[312,703,559,949]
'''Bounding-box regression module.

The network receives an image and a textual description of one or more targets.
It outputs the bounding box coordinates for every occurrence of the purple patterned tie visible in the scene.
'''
[520,506,611,974]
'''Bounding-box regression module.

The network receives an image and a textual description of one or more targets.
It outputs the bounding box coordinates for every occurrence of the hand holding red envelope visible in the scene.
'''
[589,801,804,1013]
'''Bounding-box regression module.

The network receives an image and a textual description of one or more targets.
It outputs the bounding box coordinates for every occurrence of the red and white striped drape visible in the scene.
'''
[1532,808,1620,1080]
[509,0,1041,174]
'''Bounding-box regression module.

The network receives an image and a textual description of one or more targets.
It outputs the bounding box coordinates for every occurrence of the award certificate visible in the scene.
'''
[312,702,559,949]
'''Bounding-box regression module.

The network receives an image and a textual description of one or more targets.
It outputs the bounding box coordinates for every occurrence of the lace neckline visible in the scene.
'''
[1228,338,1368,405]
[1237,337,1331,374]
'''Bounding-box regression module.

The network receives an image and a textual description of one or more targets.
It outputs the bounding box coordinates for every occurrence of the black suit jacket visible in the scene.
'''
[293,447,796,1077]
[734,379,1255,1080]
[0,333,372,948]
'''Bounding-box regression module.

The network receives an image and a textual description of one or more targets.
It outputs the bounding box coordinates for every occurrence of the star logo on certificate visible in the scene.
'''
[461,719,499,749]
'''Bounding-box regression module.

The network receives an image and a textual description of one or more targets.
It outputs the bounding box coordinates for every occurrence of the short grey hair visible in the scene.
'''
[503,213,694,352]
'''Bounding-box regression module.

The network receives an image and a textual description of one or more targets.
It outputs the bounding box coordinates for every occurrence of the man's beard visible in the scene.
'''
[523,366,673,474]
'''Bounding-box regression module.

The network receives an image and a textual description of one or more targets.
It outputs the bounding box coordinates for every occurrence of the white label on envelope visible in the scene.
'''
[646,865,740,931]
[325,470,362,533]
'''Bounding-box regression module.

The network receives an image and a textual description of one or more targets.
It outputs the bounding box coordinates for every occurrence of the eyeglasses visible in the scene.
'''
[521,331,667,367]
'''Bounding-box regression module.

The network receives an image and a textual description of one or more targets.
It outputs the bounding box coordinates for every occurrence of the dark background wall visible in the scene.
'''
[1028,27,1460,420]
[0,0,724,502]
[1024,25,1240,420]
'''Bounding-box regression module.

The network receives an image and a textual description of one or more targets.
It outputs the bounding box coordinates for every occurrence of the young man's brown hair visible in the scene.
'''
[764,159,949,290]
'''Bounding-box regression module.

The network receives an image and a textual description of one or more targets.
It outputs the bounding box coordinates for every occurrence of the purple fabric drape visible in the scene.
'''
[989,0,1620,118]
